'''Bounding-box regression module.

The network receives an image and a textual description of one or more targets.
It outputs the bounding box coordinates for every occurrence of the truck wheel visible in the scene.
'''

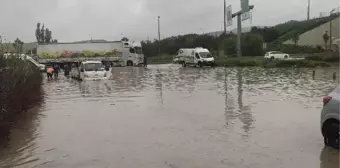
[127,61,133,66]
[198,62,203,68]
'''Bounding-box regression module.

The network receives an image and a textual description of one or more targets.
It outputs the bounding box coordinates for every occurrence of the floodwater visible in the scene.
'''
[0,64,339,168]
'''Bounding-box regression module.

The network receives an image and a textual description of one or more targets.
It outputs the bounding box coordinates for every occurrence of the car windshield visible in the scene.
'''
[199,52,212,58]
[84,63,105,71]
[135,47,143,54]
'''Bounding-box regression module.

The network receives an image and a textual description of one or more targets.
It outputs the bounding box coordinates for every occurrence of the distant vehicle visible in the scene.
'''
[321,84,339,149]
[70,61,110,81]
[264,51,290,60]
[177,47,215,67]
[37,40,144,67]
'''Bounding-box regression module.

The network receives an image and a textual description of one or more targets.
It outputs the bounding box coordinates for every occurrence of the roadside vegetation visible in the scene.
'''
[143,14,339,67]
[149,54,334,68]
[0,55,43,144]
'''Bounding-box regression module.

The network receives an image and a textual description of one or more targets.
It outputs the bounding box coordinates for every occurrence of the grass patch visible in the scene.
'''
[305,53,339,62]
[148,55,174,64]
[218,56,331,68]
[148,55,333,68]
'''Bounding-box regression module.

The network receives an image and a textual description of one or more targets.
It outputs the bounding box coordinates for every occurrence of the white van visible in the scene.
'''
[70,61,110,81]
[177,47,215,67]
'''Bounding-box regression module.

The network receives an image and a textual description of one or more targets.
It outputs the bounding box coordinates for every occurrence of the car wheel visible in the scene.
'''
[182,62,186,67]
[324,122,339,149]
[270,56,274,60]
[284,55,288,59]
[198,62,203,68]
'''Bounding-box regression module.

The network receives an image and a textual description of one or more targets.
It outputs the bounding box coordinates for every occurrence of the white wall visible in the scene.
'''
[283,17,340,48]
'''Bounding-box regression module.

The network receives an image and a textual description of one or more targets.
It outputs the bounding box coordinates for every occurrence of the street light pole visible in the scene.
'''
[158,16,161,41]
[329,9,336,50]
[307,0,310,20]
[158,16,161,57]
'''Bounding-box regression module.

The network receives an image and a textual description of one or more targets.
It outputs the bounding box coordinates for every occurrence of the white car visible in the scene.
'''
[264,51,290,60]
[321,84,339,149]
[71,61,110,81]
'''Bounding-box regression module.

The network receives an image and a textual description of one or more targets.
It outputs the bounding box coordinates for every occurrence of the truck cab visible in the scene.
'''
[122,41,144,66]
[179,47,215,67]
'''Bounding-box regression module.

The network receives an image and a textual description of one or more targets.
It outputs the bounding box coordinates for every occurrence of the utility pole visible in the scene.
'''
[307,0,310,20]
[329,9,335,50]
[224,0,227,34]
[158,16,161,57]
[158,16,161,41]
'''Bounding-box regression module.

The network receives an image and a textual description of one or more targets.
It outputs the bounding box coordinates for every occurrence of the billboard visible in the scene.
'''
[241,0,250,21]
[241,0,249,13]
[226,5,232,26]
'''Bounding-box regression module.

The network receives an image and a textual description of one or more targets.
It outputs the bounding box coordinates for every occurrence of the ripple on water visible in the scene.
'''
[0,65,339,168]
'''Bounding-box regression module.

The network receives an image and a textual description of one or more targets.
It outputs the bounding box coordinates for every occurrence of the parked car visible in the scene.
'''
[264,51,290,60]
[321,84,340,149]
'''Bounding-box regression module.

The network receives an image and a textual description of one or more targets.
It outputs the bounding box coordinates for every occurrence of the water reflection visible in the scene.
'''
[0,65,339,168]
[236,68,254,137]
[0,104,42,167]
[320,147,339,168]
[155,68,164,104]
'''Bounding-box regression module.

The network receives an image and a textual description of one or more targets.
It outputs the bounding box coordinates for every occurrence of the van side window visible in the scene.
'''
[129,48,135,53]
[195,53,200,59]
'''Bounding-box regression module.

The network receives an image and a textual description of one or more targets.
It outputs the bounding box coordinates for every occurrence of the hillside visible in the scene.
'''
[271,13,340,44]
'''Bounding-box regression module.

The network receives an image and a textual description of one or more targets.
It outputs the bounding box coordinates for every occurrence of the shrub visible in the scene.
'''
[0,56,43,142]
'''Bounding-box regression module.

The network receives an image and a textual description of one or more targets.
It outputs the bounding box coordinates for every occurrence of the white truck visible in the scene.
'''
[177,47,215,67]
[37,40,144,67]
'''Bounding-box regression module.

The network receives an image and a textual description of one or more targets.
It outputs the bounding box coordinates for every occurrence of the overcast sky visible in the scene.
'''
[0,0,339,42]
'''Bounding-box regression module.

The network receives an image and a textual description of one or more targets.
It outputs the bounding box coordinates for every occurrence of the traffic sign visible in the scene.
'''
[226,5,232,26]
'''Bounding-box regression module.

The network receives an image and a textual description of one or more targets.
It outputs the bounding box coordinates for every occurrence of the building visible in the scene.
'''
[283,16,340,50]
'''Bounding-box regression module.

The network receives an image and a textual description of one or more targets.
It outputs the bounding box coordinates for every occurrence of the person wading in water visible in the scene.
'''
[143,55,147,67]
[46,67,54,79]
[53,64,60,78]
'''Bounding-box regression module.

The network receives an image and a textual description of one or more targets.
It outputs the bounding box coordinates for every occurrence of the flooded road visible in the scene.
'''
[0,64,339,168]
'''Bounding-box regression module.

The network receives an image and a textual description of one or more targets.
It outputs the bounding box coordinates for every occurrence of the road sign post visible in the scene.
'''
[230,0,254,57]
[226,5,232,27]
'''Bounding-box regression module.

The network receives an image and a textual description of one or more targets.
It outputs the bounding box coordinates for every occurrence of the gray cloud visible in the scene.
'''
[0,0,339,42]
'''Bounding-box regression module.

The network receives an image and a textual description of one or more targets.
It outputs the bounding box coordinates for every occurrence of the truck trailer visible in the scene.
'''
[37,40,144,67]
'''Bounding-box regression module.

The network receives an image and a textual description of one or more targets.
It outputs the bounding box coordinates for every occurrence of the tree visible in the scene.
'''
[35,23,41,43]
[121,37,129,42]
[45,28,52,43]
[323,31,330,49]
[40,24,45,43]
[292,33,299,46]
[13,38,24,54]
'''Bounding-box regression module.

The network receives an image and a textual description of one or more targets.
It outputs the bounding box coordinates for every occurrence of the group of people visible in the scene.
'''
[46,64,72,79]
[46,64,59,79]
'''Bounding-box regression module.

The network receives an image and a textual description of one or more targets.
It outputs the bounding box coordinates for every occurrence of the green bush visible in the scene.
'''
[305,54,339,62]
[280,44,324,54]
[0,56,43,142]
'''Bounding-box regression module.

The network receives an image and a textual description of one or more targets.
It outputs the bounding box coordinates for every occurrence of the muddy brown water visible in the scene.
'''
[0,64,339,168]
